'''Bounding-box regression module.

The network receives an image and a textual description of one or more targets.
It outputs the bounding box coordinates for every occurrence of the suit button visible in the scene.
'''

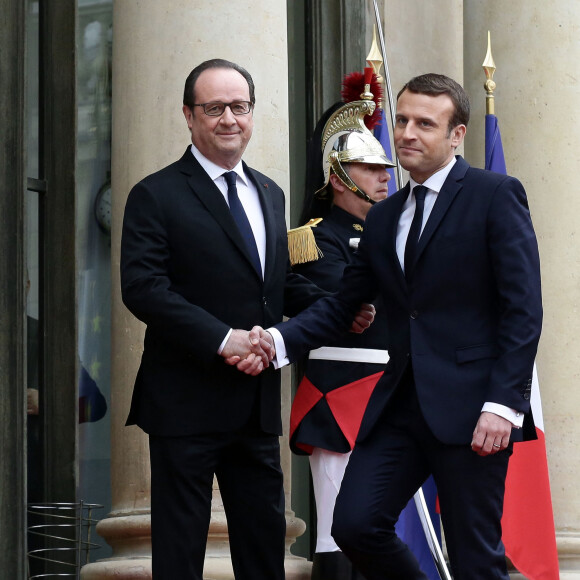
[523,393,530,400]
[262,297,267,305]
[410,310,419,319]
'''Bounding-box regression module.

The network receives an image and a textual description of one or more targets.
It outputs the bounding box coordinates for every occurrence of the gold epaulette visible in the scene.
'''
[287,218,324,266]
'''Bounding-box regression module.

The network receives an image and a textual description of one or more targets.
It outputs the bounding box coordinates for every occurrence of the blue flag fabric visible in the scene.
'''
[395,476,441,579]
[374,109,398,196]
[375,108,442,579]
[485,114,507,173]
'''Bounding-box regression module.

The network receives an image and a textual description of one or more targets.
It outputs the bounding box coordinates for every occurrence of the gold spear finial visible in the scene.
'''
[482,30,497,115]
[366,26,384,109]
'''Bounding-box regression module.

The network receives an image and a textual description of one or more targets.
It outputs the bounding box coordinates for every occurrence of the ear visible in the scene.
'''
[329,172,348,194]
[183,105,193,131]
[450,124,466,148]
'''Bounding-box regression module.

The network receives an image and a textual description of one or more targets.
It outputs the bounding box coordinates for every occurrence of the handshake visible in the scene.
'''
[221,326,276,376]
[220,303,376,376]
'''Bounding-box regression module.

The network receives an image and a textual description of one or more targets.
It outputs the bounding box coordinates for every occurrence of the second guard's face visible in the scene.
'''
[394,89,465,183]
[332,163,390,220]
[183,67,254,170]
[347,163,390,204]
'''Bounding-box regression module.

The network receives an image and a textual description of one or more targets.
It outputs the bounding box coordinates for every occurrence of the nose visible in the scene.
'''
[401,122,416,140]
[219,105,237,124]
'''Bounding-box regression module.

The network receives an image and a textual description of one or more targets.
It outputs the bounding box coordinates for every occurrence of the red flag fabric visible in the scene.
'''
[502,366,559,579]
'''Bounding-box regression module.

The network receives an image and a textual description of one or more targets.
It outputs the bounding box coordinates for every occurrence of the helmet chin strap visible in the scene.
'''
[330,154,376,205]
[350,184,376,205]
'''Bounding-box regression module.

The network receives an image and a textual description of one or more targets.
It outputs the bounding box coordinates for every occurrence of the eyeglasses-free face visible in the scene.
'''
[192,101,253,116]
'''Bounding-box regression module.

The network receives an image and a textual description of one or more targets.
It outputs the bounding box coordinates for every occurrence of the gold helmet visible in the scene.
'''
[317,73,395,204]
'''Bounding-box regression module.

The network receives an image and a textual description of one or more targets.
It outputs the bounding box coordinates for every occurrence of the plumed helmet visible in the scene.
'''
[316,72,395,204]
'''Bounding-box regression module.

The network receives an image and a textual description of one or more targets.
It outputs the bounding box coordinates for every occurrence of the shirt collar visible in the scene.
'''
[409,155,457,194]
[189,143,248,186]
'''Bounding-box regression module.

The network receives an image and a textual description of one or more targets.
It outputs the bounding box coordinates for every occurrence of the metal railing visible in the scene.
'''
[27,501,103,579]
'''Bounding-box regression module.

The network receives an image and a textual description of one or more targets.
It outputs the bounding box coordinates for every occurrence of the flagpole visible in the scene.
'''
[482,30,496,115]
[369,0,404,190]
[482,31,506,174]
[368,3,452,579]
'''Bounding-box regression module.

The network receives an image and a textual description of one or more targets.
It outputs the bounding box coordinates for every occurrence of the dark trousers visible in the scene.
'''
[149,426,286,580]
[332,370,512,580]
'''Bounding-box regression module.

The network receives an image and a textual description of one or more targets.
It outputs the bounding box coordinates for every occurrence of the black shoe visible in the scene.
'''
[311,551,368,580]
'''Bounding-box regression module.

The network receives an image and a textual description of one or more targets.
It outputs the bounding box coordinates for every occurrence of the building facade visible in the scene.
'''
[1,1,579,578]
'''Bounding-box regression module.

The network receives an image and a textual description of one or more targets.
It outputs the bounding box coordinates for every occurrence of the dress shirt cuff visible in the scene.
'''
[217,328,233,355]
[481,402,524,428]
[266,327,289,369]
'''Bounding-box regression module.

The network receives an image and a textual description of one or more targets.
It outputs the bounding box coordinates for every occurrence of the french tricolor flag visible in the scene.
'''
[486,113,559,579]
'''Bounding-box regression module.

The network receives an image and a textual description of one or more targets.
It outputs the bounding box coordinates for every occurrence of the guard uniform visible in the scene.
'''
[290,206,389,456]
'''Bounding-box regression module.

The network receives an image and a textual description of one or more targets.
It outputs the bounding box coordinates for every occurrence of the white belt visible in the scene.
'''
[308,346,390,364]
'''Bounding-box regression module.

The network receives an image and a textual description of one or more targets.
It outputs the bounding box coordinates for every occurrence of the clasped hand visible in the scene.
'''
[221,327,275,376]
[220,303,376,376]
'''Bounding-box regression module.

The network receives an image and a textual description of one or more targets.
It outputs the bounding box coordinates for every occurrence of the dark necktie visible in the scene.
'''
[404,185,428,279]
[223,171,262,277]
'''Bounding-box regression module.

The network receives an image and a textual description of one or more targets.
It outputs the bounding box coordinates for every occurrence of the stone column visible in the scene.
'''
[382,2,580,576]
[463,2,580,577]
[81,1,310,578]
[384,0,465,177]
[382,2,580,577]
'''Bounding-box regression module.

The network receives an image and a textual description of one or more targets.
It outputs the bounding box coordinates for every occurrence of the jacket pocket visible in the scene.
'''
[455,343,498,364]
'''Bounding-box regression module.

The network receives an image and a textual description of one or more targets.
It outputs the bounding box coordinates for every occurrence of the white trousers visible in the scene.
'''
[309,447,352,553]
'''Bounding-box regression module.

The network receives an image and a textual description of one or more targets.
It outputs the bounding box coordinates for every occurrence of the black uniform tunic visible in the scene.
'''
[290,205,389,454]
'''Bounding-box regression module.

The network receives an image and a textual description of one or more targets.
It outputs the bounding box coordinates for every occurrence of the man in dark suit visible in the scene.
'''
[120,59,333,580]
[260,73,542,579]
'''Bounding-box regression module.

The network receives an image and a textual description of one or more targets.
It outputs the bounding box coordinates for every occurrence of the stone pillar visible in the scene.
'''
[382,2,580,577]
[81,1,310,578]
[383,0,465,181]
[463,2,580,577]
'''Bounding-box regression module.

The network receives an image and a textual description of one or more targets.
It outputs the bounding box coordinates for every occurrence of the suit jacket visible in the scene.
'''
[121,148,326,437]
[275,157,543,445]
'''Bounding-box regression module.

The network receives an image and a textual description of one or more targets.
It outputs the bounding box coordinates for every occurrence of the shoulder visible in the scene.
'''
[463,166,528,209]
[465,165,519,188]
[311,217,350,250]
[452,155,522,192]
[132,154,189,195]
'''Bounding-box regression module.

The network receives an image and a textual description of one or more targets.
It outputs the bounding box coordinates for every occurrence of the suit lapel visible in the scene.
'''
[178,150,262,279]
[415,156,468,262]
[245,164,277,281]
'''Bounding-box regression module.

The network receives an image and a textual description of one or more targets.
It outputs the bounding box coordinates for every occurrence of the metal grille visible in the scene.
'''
[27,501,103,579]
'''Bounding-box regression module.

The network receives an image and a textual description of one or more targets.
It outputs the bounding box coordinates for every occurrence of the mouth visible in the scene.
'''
[397,145,421,155]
